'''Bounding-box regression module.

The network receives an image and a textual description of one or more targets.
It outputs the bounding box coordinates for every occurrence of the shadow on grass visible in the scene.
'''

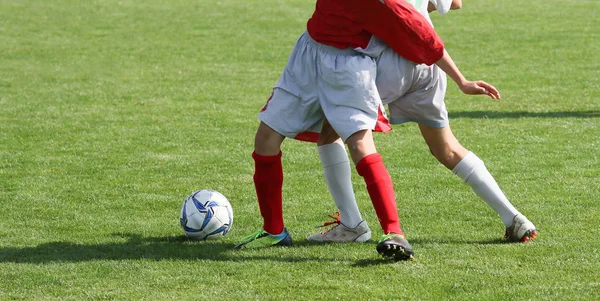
[449,110,600,119]
[0,233,237,263]
[351,237,507,267]
[408,237,506,245]
[353,258,411,267]
[0,233,352,264]
[0,233,511,264]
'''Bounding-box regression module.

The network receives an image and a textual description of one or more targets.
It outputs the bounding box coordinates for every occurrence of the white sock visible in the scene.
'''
[318,140,363,228]
[452,151,519,227]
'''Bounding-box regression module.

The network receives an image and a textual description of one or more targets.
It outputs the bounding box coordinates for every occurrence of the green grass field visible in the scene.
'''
[1,0,599,300]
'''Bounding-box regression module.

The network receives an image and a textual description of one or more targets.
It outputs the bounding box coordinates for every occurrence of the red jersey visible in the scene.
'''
[306,0,444,66]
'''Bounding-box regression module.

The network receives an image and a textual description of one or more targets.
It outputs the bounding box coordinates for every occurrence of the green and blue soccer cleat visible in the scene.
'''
[233,228,292,249]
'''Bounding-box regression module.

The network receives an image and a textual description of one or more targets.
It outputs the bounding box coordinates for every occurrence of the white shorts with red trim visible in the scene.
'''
[258,32,391,143]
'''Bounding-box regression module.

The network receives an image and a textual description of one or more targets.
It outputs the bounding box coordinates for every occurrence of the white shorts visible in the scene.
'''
[258,32,390,143]
[376,47,449,128]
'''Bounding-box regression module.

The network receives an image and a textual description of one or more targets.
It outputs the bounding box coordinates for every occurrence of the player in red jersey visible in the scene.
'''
[234,0,448,260]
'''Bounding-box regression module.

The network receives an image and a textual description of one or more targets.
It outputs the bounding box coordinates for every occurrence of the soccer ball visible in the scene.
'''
[179,190,233,240]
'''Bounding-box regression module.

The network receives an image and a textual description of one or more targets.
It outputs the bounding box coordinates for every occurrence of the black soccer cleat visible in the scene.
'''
[376,234,414,261]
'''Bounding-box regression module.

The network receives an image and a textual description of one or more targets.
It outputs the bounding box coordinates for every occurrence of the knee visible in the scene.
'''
[254,122,284,155]
[432,149,454,166]
[430,145,464,169]
[345,130,377,164]
[255,123,274,143]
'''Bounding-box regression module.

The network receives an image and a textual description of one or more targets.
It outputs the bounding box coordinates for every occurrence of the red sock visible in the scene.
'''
[252,151,284,234]
[356,153,403,235]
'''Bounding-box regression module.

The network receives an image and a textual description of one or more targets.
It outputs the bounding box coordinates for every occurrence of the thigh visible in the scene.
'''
[254,121,286,156]
[317,119,341,146]
[345,129,377,165]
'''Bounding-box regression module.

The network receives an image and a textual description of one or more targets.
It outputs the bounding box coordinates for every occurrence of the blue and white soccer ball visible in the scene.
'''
[180,190,233,240]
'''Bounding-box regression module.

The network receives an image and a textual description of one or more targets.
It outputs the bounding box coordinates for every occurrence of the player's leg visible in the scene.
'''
[417,124,467,169]
[317,119,364,229]
[345,130,400,233]
[345,129,413,260]
[307,119,371,243]
[418,124,537,242]
[234,121,293,249]
[316,39,412,260]
[235,32,322,249]
[253,121,286,234]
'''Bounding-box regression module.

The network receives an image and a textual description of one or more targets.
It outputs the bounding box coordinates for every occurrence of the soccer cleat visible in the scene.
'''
[504,214,537,242]
[376,233,414,261]
[307,214,372,242]
[233,228,292,249]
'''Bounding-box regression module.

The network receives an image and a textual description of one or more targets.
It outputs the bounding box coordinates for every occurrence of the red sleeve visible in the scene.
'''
[353,0,445,65]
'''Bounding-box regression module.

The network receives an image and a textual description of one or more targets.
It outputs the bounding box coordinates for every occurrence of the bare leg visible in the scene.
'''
[255,122,285,156]
[418,124,521,227]
[418,124,467,169]
[345,129,378,165]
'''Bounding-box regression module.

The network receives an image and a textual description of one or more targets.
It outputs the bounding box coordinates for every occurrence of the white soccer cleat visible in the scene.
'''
[307,214,371,243]
[504,214,537,242]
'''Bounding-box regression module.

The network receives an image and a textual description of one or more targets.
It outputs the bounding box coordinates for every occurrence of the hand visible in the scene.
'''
[458,80,501,99]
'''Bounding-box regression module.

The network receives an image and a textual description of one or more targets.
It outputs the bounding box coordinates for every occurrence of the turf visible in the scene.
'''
[1,0,599,300]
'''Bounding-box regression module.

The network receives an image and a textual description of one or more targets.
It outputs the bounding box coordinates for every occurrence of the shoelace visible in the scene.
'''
[316,212,341,234]
[379,233,406,243]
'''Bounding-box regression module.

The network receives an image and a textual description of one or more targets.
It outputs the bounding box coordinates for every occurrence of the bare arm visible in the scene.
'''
[451,0,463,10]
[435,50,501,99]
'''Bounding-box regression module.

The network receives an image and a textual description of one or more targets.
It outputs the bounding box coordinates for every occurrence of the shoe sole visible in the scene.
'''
[233,232,293,249]
[276,232,293,246]
[520,229,537,243]
[306,231,372,243]
[376,243,414,261]
[506,228,537,243]
[354,232,371,242]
